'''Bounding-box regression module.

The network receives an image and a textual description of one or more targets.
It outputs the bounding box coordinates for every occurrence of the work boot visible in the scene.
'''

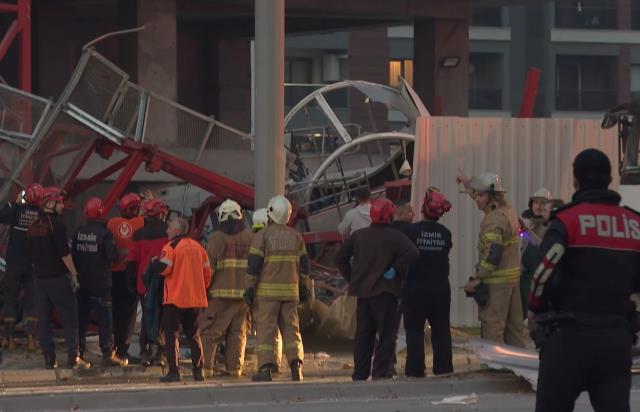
[26,321,39,352]
[193,368,205,382]
[290,359,303,382]
[153,351,167,367]
[140,349,152,367]
[68,355,91,370]
[252,364,274,382]
[3,321,16,350]
[101,351,128,367]
[44,353,58,370]
[160,371,182,383]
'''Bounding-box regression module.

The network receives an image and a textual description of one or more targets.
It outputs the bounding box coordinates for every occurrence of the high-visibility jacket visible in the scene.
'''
[247,224,309,301]
[476,204,521,284]
[159,235,212,308]
[206,229,253,299]
[107,216,144,272]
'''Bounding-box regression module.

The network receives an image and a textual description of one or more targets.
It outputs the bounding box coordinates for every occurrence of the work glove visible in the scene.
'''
[464,277,488,306]
[299,284,311,304]
[383,267,396,280]
[243,287,256,307]
[68,274,79,293]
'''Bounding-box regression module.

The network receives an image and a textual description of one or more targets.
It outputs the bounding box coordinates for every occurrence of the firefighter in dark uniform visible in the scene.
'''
[528,148,640,412]
[0,183,43,351]
[402,190,453,377]
[27,187,89,369]
[72,197,127,367]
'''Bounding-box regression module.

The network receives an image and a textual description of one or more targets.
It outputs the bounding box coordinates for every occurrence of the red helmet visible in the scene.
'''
[84,197,104,220]
[422,191,452,219]
[42,186,65,203]
[370,198,396,224]
[119,193,141,216]
[142,199,168,218]
[25,183,44,206]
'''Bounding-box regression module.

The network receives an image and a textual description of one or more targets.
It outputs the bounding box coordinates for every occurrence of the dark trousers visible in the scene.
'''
[78,289,114,355]
[140,298,165,355]
[4,262,37,322]
[111,271,139,357]
[403,283,453,377]
[162,304,203,374]
[536,328,632,412]
[35,275,79,357]
[353,292,398,381]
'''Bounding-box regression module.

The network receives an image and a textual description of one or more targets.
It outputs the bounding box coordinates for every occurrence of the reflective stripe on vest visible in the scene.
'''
[483,267,520,284]
[208,288,245,299]
[264,255,299,263]
[256,344,273,352]
[216,259,248,270]
[256,282,298,298]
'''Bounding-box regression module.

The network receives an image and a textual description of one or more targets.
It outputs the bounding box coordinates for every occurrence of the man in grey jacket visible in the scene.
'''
[338,188,372,237]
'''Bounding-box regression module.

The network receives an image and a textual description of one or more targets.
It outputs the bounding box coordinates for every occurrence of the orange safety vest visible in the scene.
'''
[160,236,212,308]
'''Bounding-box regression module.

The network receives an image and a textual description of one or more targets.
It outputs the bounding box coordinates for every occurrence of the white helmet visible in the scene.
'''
[217,199,243,222]
[467,172,505,193]
[252,208,268,228]
[267,195,292,225]
[530,187,552,201]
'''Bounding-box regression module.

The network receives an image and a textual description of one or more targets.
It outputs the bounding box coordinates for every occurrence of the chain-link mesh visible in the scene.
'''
[68,54,128,122]
[110,84,143,135]
[0,86,49,136]
[211,126,252,150]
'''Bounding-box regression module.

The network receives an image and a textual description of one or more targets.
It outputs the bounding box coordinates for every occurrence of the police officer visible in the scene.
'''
[245,195,310,382]
[0,183,43,351]
[107,193,144,362]
[457,172,529,347]
[200,199,253,377]
[72,197,126,367]
[402,190,453,376]
[27,187,89,369]
[529,149,640,412]
[336,198,419,381]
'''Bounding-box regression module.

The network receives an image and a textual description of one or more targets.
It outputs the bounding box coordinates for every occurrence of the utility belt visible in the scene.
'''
[534,311,639,345]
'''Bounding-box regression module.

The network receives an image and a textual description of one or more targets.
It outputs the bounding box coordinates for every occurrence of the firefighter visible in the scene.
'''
[27,187,89,369]
[402,190,453,376]
[251,207,284,373]
[529,149,640,412]
[107,193,144,362]
[335,198,419,381]
[127,198,168,366]
[72,197,126,367]
[244,195,310,382]
[457,172,529,347]
[150,217,211,382]
[0,183,43,351]
[521,188,552,240]
[200,199,252,377]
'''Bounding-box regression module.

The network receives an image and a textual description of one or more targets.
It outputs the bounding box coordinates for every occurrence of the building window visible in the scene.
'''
[555,0,617,30]
[284,57,313,107]
[468,53,503,110]
[555,55,616,111]
[470,6,503,27]
[631,65,640,100]
[389,59,413,87]
[632,0,640,30]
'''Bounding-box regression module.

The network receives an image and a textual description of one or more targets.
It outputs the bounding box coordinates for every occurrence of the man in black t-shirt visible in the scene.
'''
[402,190,453,377]
[27,187,89,370]
[0,184,43,351]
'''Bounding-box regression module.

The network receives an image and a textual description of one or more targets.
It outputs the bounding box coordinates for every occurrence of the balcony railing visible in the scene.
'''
[469,88,502,110]
[555,5,617,29]
[555,89,617,111]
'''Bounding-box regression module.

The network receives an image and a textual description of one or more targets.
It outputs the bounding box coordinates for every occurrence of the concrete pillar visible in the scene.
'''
[348,29,389,131]
[617,0,631,103]
[413,19,469,116]
[254,0,285,209]
[137,0,177,146]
